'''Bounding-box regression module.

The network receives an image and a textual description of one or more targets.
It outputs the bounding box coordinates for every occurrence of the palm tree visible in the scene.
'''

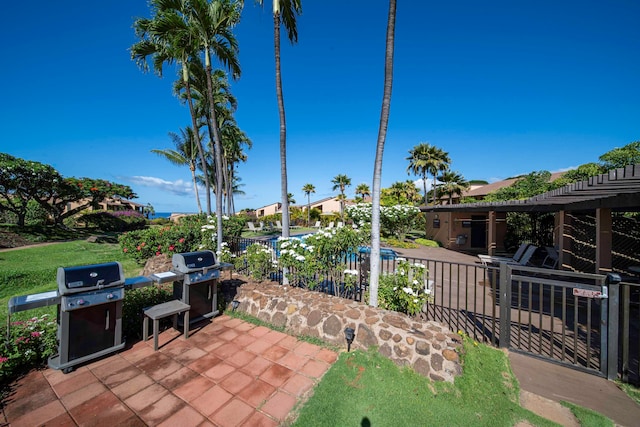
[331,174,352,220]
[255,0,303,242]
[355,183,371,202]
[437,171,470,205]
[370,0,396,308]
[151,126,204,213]
[302,183,315,226]
[131,3,213,214]
[188,0,242,252]
[406,143,451,205]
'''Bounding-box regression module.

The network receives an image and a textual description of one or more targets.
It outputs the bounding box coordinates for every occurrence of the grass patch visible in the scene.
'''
[0,224,94,244]
[560,401,614,427]
[616,380,640,406]
[291,341,557,427]
[0,241,141,325]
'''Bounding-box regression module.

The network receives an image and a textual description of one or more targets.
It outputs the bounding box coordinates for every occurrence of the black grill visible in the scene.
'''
[172,251,220,324]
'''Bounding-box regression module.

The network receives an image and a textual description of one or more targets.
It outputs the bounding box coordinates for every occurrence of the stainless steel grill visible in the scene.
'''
[48,262,126,373]
[172,251,220,324]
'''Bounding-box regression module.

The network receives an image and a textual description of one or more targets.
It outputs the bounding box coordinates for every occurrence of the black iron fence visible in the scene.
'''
[227,236,637,384]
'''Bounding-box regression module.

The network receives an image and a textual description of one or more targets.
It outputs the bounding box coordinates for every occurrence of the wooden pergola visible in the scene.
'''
[423,165,640,274]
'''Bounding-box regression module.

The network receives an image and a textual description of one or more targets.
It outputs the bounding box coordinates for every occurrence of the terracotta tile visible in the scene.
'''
[159,339,192,355]
[9,399,66,427]
[278,351,309,371]
[203,361,236,381]
[44,365,88,386]
[278,335,300,350]
[301,359,331,379]
[293,341,321,357]
[217,314,233,323]
[233,322,256,333]
[247,326,271,338]
[118,415,148,426]
[197,420,216,427]
[4,371,57,420]
[102,365,142,388]
[188,353,223,373]
[136,351,182,381]
[237,379,276,408]
[138,393,185,426]
[191,385,232,416]
[241,356,273,377]
[260,391,297,421]
[156,328,182,347]
[219,370,254,394]
[218,328,240,342]
[201,340,225,353]
[282,374,315,397]
[111,373,155,400]
[204,322,227,334]
[212,342,242,360]
[187,331,215,348]
[240,411,278,427]
[261,345,289,362]
[315,348,339,364]
[245,339,272,355]
[124,383,169,412]
[230,333,258,348]
[157,405,206,427]
[221,317,243,328]
[261,330,287,344]
[259,364,294,388]
[60,381,108,410]
[172,347,208,365]
[122,343,156,364]
[173,376,216,403]
[42,411,77,427]
[226,350,256,368]
[210,398,253,427]
[70,390,135,426]
[91,355,132,379]
[157,366,199,390]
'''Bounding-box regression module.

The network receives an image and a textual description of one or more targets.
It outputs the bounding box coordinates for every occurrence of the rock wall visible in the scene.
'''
[234,281,463,382]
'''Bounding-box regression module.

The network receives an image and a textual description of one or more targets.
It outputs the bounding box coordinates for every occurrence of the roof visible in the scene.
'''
[424,165,640,213]
[464,171,566,198]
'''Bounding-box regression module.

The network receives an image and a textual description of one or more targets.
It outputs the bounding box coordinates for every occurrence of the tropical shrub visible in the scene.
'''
[415,238,440,247]
[122,284,174,340]
[1,314,57,385]
[25,200,49,226]
[200,215,248,250]
[119,219,204,263]
[375,258,432,316]
[235,243,276,281]
[79,210,146,232]
[346,203,420,241]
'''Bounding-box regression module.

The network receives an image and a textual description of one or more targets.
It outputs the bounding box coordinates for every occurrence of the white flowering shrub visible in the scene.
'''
[346,203,420,241]
[277,226,367,291]
[236,243,276,281]
[216,241,235,264]
[376,258,432,315]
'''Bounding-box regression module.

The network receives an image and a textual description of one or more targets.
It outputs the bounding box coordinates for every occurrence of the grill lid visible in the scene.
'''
[172,250,217,273]
[57,262,124,294]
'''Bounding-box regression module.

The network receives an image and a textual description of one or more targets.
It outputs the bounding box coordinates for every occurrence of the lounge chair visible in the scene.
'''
[541,246,559,269]
[337,221,344,228]
[326,221,335,230]
[246,221,262,232]
[312,221,321,228]
[478,243,535,266]
[275,220,283,230]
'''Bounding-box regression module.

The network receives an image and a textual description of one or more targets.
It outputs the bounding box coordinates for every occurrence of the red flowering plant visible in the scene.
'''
[1,314,57,384]
[118,216,207,263]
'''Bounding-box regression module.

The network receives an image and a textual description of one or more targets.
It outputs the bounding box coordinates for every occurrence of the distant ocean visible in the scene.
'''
[150,212,172,219]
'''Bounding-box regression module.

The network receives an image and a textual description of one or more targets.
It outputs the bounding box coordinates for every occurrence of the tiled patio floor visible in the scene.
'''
[2,315,338,426]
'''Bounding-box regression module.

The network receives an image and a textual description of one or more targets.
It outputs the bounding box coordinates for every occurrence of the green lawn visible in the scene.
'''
[0,241,141,325]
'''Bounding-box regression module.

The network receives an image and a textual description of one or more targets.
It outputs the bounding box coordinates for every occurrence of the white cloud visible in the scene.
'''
[127,176,194,196]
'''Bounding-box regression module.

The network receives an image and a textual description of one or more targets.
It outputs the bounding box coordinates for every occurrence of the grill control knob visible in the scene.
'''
[77,299,85,306]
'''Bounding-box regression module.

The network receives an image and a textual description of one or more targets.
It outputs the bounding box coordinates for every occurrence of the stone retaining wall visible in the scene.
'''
[233,281,463,382]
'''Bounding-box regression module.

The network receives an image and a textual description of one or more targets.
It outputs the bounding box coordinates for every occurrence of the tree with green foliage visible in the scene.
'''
[484,171,553,202]
[381,180,421,206]
[599,141,640,170]
[406,142,451,205]
[438,170,470,204]
[302,183,315,226]
[332,174,352,220]
[355,183,371,202]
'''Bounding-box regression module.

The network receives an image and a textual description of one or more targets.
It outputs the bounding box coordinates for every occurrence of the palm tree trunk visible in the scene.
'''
[204,50,225,252]
[307,194,310,226]
[190,165,203,213]
[432,174,438,205]
[274,13,290,240]
[183,64,212,215]
[422,173,428,206]
[370,0,396,308]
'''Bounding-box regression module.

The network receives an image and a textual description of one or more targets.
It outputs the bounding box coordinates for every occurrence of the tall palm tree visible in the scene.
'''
[355,183,371,202]
[437,171,470,205]
[331,174,352,220]
[370,0,396,308]
[302,183,315,226]
[406,143,451,205]
[188,0,242,252]
[151,126,204,213]
[131,3,213,214]
[255,0,303,243]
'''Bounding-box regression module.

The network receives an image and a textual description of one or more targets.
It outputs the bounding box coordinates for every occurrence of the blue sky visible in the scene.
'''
[1,1,638,213]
